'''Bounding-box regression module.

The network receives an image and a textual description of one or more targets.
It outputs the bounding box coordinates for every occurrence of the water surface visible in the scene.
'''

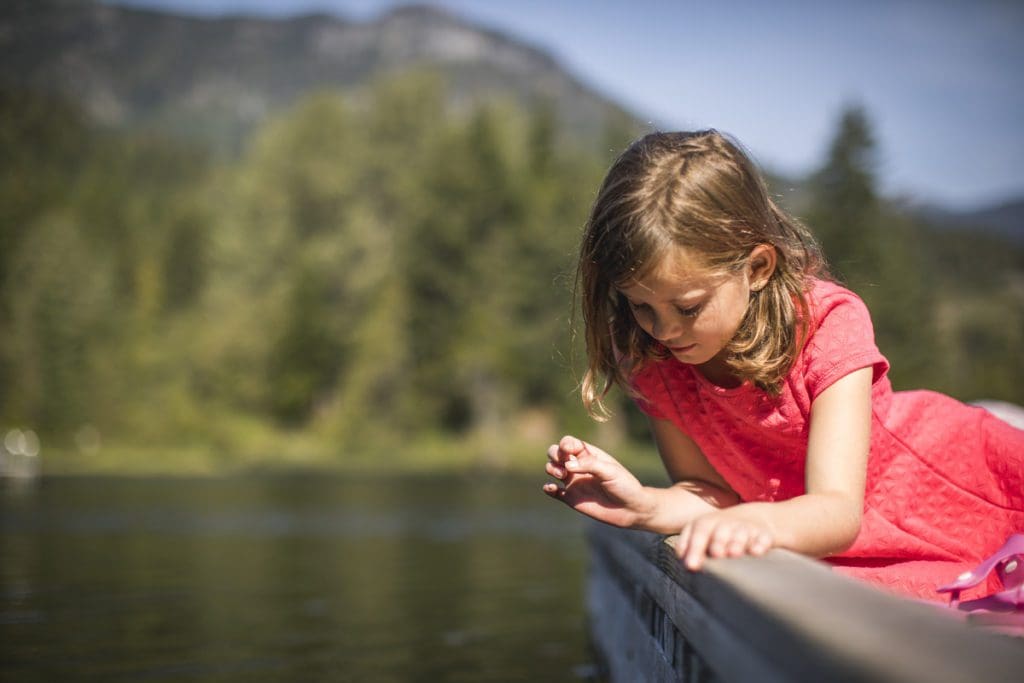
[1,473,595,682]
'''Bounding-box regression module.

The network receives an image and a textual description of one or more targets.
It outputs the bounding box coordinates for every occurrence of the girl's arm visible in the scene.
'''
[543,421,739,534]
[676,366,872,569]
[651,417,738,497]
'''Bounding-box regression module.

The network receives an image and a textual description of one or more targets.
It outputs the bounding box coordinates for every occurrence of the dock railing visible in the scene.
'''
[587,521,1024,683]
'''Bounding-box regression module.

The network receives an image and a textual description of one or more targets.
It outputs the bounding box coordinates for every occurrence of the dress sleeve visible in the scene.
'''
[802,287,890,401]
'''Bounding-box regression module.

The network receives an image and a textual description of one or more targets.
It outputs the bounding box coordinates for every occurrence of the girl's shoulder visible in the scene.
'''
[799,278,889,397]
[807,277,862,307]
[804,278,873,329]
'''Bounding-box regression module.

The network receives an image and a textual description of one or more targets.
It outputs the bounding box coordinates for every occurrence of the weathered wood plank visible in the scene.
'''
[588,525,787,683]
[587,522,1024,682]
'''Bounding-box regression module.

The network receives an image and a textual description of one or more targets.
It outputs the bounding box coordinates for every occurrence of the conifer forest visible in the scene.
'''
[1,74,1021,472]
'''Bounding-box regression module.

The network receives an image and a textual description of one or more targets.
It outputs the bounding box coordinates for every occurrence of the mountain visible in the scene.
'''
[0,0,639,152]
[914,198,1024,245]
[3,1,1021,227]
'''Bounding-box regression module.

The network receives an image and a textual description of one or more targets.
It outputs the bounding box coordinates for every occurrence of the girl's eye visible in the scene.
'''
[628,301,649,313]
[677,304,702,318]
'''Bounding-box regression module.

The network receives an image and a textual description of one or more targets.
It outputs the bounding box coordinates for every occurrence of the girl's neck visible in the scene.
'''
[695,355,743,389]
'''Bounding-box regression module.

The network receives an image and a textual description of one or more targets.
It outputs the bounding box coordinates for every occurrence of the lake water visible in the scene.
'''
[1,473,597,682]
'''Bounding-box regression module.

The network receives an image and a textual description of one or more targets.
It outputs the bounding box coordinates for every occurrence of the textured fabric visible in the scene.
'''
[630,279,1024,601]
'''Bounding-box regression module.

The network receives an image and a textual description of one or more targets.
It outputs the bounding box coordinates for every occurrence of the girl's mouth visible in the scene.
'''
[669,343,697,353]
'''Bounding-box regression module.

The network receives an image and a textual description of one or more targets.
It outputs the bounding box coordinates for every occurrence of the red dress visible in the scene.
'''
[630,279,1024,601]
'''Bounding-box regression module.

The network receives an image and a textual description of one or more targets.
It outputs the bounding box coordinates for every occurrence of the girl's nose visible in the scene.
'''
[651,313,683,341]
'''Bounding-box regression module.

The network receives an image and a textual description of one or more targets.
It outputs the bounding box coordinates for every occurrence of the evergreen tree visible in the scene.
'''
[807,105,937,389]
[806,105,878,278]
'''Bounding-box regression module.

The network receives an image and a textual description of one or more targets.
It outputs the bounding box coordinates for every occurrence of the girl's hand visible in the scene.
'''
[676,508,774,571]
[543,435,652,528]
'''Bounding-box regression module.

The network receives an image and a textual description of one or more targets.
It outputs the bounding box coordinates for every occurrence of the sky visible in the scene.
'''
[109,0,1024,210]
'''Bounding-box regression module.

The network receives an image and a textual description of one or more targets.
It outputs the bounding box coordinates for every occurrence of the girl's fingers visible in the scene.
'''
[676,524,693,560]
[545,462,565,480]
[546,483,585,510]
[726,527,750,557]
[542,482,563,498]
[677,518,772,569]
[548,439,585,466]
[558,435,589,459]
[708,526,732,558]
[683,523,712,571]
[564,453,613,481]
[750,531,772,555]
[558,434,581,452]
[548,444,574,466]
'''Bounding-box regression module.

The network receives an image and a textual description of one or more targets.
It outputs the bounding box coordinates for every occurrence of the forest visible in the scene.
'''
[1,71,1021,473]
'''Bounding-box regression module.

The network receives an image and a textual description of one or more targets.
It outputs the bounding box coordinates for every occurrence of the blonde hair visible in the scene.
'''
[578,130,828,419]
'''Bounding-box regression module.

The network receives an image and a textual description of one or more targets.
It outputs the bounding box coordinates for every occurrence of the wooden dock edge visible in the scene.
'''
[586,521,1024,682]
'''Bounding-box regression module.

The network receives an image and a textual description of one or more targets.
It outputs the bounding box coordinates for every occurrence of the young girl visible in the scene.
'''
[543,130,1024,602]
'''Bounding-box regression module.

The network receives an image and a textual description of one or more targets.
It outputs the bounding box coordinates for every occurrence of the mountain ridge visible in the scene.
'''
[915,198,1024,244]
[0,0,638,152]
[2,0,1021,234]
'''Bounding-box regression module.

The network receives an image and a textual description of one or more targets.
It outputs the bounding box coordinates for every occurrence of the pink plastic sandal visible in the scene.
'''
[937,534,1024,633]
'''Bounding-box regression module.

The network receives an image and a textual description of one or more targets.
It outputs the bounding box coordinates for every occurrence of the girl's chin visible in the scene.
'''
[671,345,728,370]
[668,344,701,361]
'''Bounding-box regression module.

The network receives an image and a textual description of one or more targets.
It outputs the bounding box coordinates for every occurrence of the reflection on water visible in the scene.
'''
[1,473,595,682]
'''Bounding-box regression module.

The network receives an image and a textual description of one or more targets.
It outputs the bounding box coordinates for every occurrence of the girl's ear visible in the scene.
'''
[747,244,777,291]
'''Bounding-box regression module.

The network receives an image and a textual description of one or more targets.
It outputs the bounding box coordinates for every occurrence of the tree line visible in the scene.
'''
[1,74,1020,467]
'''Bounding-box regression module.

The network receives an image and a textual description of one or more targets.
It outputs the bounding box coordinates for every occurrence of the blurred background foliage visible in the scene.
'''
[1,70,1021,474]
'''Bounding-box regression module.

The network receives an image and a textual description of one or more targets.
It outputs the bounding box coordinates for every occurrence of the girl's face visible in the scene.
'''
[618,246,769,379]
